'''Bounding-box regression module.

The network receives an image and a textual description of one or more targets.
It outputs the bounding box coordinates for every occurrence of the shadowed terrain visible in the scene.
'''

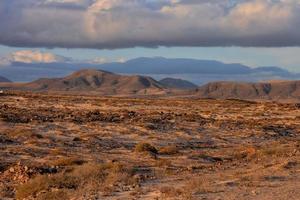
[159,78,198,89]
[0,91,299,199]
[0,76,11,83]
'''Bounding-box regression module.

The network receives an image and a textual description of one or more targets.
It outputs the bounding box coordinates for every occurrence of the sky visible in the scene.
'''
[0,0,300,72]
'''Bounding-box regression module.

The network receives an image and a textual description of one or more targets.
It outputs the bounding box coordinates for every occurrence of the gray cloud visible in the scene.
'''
[1,0,300,49]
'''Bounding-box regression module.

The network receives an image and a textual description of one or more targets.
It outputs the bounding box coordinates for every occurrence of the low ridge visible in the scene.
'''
[196,80,300,102]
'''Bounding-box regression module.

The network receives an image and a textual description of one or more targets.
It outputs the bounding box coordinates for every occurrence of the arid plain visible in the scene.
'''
[0,91,299,200]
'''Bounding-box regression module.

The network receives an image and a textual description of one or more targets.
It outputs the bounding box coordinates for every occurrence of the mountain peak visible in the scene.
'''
[6,69,166,95]
[69,69,114,77]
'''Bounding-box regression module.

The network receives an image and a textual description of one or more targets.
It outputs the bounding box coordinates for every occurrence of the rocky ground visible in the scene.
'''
[0,91,299,200]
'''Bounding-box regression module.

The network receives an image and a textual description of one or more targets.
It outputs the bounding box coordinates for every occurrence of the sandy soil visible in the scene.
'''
[0,91,299,200]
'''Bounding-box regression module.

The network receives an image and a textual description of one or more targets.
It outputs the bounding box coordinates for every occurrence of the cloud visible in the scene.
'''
[90,56,127,64]
[90,57,109,64]
[1,0,300,49]
[0,49,126,66]
[0,50,69,65]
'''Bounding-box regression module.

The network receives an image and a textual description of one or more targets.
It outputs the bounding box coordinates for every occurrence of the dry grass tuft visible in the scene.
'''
[135,142,158,154]
[231,146,257,160]
[36,190,69,200]
[155,159,172,168]
[160,185,193,200]
[159,145,179,155]
[49,157,86,167]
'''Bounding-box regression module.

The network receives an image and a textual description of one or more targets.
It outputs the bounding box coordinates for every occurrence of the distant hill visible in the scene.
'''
[159,78,198,89]
[1,69,300,102]
[0,76,11,83]
[196,80,300,102]
[1,69,166,95]
[97,57,293,75]
[253,66,290,75]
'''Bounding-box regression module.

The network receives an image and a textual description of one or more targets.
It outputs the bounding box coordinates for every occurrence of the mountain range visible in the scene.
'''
[1,57,299,84]
[98,57,292,75]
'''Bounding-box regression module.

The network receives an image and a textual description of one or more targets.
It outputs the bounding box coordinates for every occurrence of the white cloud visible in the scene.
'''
[89,57,109,64]
[89,56,127,64]
[0,49,126,66]
[117,57,127,63]
[10,50,69,63]
[1,0,300,48]
[0,50,69,65]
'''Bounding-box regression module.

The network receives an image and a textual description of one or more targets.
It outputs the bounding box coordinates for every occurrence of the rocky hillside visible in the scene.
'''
[159,78,198,89]
[1,69,166,95]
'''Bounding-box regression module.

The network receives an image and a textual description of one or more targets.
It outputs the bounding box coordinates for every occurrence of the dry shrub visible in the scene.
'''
[160,178,210,200]
[232,145,293,162]
[37,190,69,200]
[155,159,172,168]
[186,178,209,194]
[16,176,55,199]
[159,145,179,155]
[160,186,193,200]
[160,186,182,198]
[135,142,158,154]
[16,174,79,199]
[49,157,85,167]
[257,146,291,157]
[8,129,42,139]
[231,146,257,160]
[49,148,65,156]
[16,162,138,199]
